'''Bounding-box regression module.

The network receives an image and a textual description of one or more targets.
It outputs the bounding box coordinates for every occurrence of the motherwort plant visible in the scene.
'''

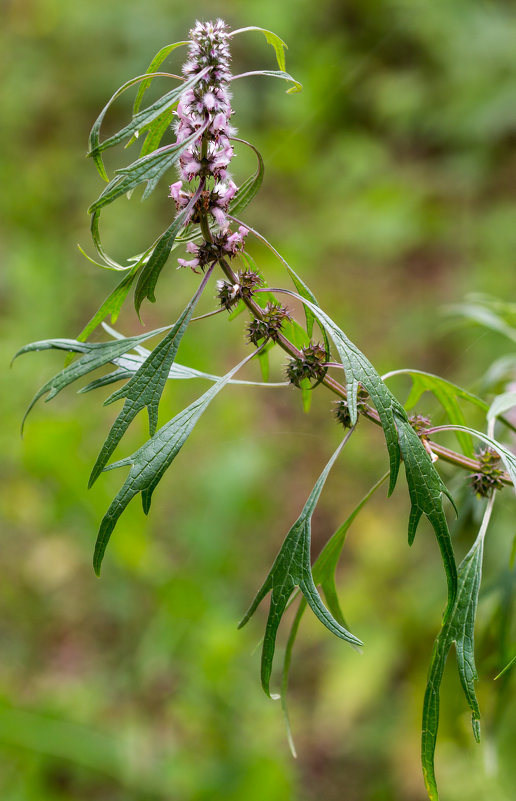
[16,20,516,801]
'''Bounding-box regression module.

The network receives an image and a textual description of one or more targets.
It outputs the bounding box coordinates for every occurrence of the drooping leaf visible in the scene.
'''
[88,69,207,173]
[385,369,488,457]
[87,67,188,181]
[133,42,188,114]
[230,26,289,71]
[239,431,362,698]
[276,290,407,494]
[272,289,458,613]
[77,260,146,343]
[88,121,208,214]
[395,413,458,622]
[14,326,172,431]
[89,267,213,487]
[93,350,260,575]
[422,495,495,801]
[134,196,198,314]
[281,472,389,750]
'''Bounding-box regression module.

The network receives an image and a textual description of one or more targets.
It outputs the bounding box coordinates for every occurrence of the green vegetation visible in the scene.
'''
[2,2,515,799]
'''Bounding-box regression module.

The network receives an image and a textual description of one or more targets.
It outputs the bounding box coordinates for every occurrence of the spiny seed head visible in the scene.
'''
[333,387,369,426]
[217,269,262,311]
[246,302,291,345]
[285,342,328,388]
[334,400,353,428]
[469,447,504,497]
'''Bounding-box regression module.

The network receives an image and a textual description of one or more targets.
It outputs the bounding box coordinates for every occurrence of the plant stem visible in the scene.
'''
[198,210,512,487]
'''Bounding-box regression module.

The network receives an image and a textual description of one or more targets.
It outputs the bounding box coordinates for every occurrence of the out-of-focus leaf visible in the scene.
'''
[14,326,171,431]
[133,42,188,113]
[230,26,288,71]
[385,369,488,457]
[89,268,213,487]
[495,654,516,680]
[232,70,302,93]
[77,259,147,343]
[239,432,362,698]
[447,295,516,344]
[422,495,495,801]
[93,350,259,575]
[487,391,516,422]
[281,472,389,751]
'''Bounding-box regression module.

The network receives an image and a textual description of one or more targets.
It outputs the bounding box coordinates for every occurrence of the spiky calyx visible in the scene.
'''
[469,447,505,497]
[247,302,291,345]
[286,342,328,388]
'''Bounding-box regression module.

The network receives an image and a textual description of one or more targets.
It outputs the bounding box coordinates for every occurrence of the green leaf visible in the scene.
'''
[88,121,207,214]
[230,26,288,72]
[93,350,259,575]
[281,472,389,750]
[232,70,302,94]
[137,107,175,158]
[278,290,406,494]
[395,413,458,622]
[447,296,516,344]
[385,369,488,457]
[77,260,146,343]
[228,140,264,217]
[272,289,458,614]
[89,268,213,487]
[422,495,495,801]
[87,69,186,181]
[134,201,196,314]
[238,432,363,698]
[133,42,188,113]
[88,69,207,172]
[14,326,172,432]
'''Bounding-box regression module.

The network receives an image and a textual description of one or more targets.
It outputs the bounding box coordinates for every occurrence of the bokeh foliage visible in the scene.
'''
[1,1,515,799]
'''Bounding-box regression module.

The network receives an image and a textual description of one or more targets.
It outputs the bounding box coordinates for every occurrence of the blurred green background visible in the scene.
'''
[1,1,515,799]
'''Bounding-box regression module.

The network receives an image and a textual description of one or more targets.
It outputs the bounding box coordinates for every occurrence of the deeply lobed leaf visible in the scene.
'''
[239,432,362,698]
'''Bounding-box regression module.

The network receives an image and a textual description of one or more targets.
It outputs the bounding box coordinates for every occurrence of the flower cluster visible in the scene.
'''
[177,225,249,271]
[286,342,328,388]
[171,19,237,233]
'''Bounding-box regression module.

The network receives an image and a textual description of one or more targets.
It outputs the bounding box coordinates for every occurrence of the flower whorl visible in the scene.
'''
[171,19,240,241]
